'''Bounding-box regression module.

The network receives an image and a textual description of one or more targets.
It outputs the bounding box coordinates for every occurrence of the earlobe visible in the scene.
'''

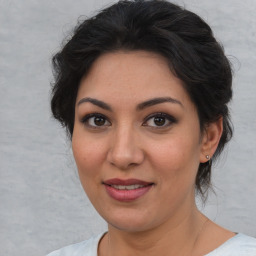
[200,117,223,163]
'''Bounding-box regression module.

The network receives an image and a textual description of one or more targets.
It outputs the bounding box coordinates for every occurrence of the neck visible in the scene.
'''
[99,208,207,256]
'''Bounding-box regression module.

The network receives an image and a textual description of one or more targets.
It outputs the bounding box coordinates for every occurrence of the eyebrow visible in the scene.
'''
[77,97,112,111]
[136,97,183,110]
[77,96,183,111]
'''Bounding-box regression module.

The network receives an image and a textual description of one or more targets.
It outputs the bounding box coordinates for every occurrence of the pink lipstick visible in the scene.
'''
[103,178,153,202]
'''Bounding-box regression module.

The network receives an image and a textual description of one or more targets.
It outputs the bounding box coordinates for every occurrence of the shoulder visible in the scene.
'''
[206,233,256,256]
[46,233,105,256]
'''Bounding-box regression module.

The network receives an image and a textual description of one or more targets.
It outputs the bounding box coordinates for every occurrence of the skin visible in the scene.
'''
[72,51,234,256]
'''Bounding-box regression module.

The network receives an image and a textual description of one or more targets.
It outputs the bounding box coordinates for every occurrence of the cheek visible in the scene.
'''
[72,136,104,201]
[72,134,105,179]
[149,135,201,181]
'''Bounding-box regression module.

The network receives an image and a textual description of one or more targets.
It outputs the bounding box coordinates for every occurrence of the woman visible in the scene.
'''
[47,0,256,255]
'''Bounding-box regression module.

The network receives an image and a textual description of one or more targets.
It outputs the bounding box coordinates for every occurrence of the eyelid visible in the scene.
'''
[79,112,176,129]
[80,113,111,128]
[142,112,177,127]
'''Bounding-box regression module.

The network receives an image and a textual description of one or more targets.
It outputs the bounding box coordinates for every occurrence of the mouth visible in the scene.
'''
[108,184,148,190]
[102,178,154,202]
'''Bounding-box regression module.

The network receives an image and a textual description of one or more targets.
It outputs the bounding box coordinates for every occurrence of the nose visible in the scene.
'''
[107,126,144,170]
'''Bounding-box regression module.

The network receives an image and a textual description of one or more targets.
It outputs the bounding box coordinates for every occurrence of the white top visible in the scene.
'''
[47,233,256,256]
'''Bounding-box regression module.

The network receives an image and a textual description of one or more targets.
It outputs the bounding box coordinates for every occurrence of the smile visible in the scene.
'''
[103,179,154,202]
[109,184,146,190]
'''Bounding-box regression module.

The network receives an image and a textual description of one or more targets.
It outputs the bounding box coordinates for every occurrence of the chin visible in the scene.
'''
[102,210,159,233]
[108,220,152,233]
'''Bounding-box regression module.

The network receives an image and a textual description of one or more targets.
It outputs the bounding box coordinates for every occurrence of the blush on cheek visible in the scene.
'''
[73,139,94,161]
[156,143,185,167]
[75,158,96,179]
[154,143,198,184]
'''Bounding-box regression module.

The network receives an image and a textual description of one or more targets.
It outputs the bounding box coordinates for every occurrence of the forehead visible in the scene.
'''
[77,50,192,108]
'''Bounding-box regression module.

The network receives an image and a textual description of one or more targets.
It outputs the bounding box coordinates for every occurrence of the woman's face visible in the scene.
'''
[72,51,208,232]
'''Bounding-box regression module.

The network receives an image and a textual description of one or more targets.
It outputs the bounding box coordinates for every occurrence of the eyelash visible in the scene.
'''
[143,112,177,129]
[81,113,111,129]
[80,112,177,129]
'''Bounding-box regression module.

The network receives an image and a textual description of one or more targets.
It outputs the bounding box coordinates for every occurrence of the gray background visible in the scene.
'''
[0,0,255,255]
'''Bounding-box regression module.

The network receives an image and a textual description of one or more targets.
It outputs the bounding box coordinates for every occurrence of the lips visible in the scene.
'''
[103,178,154,202]
[110,184,146,190]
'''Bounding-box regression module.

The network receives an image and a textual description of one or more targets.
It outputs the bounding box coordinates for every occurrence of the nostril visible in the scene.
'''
[106,130,145,169]
[106,145,144,169]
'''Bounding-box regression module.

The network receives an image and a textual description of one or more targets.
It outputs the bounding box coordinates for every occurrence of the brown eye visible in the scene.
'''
[81,113,111,128]
[93,116,106,126]
[143,113,177,128]
[153,117,166,126]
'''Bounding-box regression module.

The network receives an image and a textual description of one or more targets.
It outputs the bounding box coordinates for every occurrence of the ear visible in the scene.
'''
[200,117,223,163]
